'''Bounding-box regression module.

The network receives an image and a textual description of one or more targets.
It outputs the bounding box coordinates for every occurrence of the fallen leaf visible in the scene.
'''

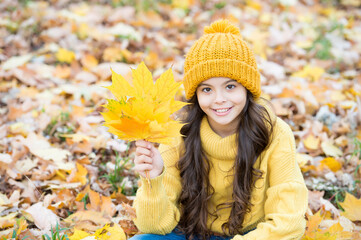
[64,210,110,231]
[319,157,342,172]
[24,202,60,231]
[33,148,73,170]
[0,154,12,165]
[172,0,194,9]
[296,153,312,168]
[102,47,123,62]
[56,48,76,63]
[339,192,361,221]
[75,71,98,84]
[321,141,343,158]
[94,223,126,240]
[100,196,116,217]
[303,134,320,151]
[67,162,88,185]
[308,190,324,212]
[69,228,91,240]
[0,212,17,229]
[53,65,72,79]
[15,157,38,174]
[305,210,323,236]
[81,54,98,69]
[2,54,32,71]
[330,90,347,102]
[88,188,101,211]
[291,65,325,81]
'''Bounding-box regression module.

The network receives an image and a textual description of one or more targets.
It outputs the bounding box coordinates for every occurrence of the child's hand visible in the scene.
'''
[134,140,164,179]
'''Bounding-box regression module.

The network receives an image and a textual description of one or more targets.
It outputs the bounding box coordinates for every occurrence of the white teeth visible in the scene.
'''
[215,108,229,113]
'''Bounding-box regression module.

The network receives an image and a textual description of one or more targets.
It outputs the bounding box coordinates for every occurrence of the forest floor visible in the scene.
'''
[0,0,361,239]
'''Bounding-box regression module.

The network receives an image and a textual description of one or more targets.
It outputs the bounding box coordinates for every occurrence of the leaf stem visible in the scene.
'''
[144,139,152,189]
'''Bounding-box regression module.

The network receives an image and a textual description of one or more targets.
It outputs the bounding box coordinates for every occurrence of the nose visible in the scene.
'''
[214,90,226,104]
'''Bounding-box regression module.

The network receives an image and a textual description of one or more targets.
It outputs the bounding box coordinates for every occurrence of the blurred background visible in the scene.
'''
[0,0,360,239]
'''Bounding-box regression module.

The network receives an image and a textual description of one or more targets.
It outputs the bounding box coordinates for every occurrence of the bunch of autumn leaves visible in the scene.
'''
[101,62,187,145]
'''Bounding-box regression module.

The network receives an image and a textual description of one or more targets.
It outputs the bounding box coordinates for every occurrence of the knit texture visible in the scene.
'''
[183,19,261,99]
[133,115,308,239]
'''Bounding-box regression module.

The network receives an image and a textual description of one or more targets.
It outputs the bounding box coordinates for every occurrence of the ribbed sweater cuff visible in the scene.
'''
[139,168,166,197]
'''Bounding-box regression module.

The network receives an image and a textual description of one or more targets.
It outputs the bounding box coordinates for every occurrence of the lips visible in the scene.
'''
[212,107,232,116]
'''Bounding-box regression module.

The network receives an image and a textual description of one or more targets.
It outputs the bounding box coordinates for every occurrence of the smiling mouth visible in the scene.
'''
[213,107,232,113]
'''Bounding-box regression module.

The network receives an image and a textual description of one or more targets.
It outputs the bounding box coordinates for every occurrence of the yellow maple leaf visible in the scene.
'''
[69,228,91,240]
[172,0,194,9]
[94,224,126,240]
[303,134,320,151]
[77,23,89,40]
[56,48,76,63]
[246,0,262,10]
[339,192,361,221]
[67,162,88,185]
[292,65,325,81]
[305,210,324,237]
[102,62,187,145]
[318,157,342,172]
[303,211,352,240]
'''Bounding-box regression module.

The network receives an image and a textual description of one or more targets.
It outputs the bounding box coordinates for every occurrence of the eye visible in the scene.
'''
[226,84,236,90]
[202,87,211,93]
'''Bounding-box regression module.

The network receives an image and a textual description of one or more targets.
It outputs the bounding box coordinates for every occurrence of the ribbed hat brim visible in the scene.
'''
[183,59,261,99]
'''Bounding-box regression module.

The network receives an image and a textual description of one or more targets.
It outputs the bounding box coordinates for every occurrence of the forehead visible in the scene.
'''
[199,77,237,86]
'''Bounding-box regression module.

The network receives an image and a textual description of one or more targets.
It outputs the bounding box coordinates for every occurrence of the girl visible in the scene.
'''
[130,19,308,240]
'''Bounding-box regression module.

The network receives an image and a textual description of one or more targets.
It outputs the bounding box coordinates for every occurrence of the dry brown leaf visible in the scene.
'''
[0,212,17,229]
[74,71,97,84]
[100,196,116,217]
[0,1,361,239]
[67,163,88,185]
[64,210,110,230]
[102,47,123,62]
[54,65,72,79]
[308,190,324,213]
[81,54,98,69]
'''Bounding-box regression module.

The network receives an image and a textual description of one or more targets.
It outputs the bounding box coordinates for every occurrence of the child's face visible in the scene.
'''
[196,77,247,137]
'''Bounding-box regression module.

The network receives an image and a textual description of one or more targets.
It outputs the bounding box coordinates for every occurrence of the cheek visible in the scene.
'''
[197,98,208,111]
[233,90,247,109]
[196,94,210,111]
[237,94,247,106]
[238,99,246,112]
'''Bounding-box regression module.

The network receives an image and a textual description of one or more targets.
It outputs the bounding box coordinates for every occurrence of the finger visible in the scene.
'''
[134,155,153,165]
[134,164,153,173]
[135,140,151,149]
[149,144,158,155]
[135,147,152,157]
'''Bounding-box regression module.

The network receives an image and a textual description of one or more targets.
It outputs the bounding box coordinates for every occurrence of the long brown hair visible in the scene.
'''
[176,90,274,239]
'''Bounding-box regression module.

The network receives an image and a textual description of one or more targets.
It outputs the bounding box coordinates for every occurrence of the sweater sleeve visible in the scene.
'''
[132,138,183,235]
[232,119,308,240]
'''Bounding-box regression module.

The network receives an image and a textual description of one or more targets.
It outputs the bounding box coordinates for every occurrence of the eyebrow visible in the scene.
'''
[198,79,237,87]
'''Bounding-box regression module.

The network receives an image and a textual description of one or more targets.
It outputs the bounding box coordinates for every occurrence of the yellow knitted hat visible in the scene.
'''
[183,19,261,99]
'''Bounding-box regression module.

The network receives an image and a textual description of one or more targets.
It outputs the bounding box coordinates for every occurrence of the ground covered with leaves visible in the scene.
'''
[0,0,361,239]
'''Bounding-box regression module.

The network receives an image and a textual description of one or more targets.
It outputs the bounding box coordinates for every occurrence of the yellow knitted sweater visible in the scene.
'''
[133,116,308,240]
